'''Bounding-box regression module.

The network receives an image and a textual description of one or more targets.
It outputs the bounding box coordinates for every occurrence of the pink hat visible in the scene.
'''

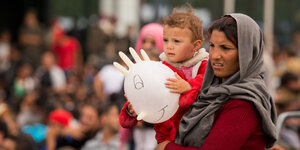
[135,23,164,53]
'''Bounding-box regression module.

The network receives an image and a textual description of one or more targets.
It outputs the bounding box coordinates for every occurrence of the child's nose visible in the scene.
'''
[167,42,174,50]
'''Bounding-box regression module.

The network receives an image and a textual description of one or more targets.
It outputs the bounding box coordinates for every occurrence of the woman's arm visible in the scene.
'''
[164,100,263,150]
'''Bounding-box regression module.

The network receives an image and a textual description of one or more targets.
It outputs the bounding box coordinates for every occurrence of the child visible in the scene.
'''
[119,5,208,143]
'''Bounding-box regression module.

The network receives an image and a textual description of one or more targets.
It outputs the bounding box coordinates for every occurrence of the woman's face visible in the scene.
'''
[142,35,156,50]
[209,30,239,82]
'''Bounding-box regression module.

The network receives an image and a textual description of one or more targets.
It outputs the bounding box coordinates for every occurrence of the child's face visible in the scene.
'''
[163,25,196,63]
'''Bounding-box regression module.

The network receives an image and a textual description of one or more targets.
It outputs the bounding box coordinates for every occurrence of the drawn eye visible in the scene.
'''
[133,75,144,90]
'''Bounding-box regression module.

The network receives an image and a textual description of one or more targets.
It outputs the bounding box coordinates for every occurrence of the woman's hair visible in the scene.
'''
[207,15,238,48]
[162,4,204,42]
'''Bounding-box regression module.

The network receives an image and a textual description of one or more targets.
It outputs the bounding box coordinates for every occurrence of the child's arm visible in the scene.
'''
[179,73,204,108]
[179,60,207,108]
[164,71,203,109]
[119,101,138,128]
[154,120,177,143]
[165,73,192,94]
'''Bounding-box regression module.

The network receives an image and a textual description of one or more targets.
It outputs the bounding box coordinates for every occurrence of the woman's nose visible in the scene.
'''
[210,48,221,59]
[143,42,154,50]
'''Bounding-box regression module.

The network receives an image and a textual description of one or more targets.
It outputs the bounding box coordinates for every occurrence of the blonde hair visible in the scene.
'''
[162,4,204,42]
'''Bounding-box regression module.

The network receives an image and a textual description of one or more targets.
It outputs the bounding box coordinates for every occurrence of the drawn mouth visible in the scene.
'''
[154,105,168,122]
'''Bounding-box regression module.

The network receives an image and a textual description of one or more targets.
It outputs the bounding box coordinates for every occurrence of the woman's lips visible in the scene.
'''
[212,62,223,69]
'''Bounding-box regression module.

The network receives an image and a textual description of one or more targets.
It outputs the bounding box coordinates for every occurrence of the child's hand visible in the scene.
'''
[165,73,192,94]
[127,101,138,117]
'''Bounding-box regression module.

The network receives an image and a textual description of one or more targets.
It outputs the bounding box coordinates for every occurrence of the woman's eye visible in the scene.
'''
[221,46,231,50]
[151,41,155,45]
[209,43,214,47]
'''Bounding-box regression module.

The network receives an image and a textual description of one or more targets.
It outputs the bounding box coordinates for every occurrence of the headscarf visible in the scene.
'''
[176,13,277,148]
[135,23,164,53]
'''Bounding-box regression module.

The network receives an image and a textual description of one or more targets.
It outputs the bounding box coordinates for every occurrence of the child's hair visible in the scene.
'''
[162,4,204,42]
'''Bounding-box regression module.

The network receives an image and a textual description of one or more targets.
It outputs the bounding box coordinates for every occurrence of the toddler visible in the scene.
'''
[119,5,208,143]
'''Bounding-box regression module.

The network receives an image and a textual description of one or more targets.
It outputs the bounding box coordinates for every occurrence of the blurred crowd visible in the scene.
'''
[0,8,299,150]
[0,9,131,150]
[271,29,300,149]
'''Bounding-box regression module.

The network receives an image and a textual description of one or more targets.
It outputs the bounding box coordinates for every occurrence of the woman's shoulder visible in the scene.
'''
[216,99,259,117]
[225,99,254,106]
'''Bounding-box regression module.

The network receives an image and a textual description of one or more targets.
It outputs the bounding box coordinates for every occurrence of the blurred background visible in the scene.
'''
[0,0,299,150]
[2,0,300,54]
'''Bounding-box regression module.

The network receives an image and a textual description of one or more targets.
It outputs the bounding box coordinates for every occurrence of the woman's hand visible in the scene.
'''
[165,73,192,94]
[268,145,285,150]
[155,141,171,150]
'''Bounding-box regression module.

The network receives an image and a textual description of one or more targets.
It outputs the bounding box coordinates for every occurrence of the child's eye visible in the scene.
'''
[163,39,168,42]
[174,40,180,43]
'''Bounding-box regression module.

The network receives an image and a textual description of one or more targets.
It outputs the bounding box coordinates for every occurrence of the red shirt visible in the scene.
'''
[165,99,267,150]
[53,36,79,71]
[119,59,208,143]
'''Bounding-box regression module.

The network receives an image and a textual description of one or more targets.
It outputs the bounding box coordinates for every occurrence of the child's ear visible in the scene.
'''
[193,40,202,52]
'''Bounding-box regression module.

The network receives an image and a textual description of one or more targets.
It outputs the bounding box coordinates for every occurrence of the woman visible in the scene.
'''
[135,23,164,54]
[134,23,164,61]
[156,13,277,149]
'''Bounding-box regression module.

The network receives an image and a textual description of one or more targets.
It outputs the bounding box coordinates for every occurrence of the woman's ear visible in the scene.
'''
[193,40,202,52]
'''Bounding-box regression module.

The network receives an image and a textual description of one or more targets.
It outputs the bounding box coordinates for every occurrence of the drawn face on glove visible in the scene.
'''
[114,48,180,123]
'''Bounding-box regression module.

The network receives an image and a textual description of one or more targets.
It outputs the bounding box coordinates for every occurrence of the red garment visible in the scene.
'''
[53,36,79,71]
[119,101,138,128]
[165,99,267,150]
[119,59,208,143]
[48,109,73,127]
